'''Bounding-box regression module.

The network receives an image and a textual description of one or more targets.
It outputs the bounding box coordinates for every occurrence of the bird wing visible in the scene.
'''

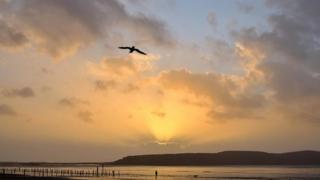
[118,46,131,49]
[135,49,147,55]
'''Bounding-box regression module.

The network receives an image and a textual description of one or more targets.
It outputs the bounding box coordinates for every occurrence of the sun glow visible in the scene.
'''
[149,118,176,144]
[144,99,190,145]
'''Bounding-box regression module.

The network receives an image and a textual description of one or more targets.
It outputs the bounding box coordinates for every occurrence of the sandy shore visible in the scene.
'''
[0,174,71,179]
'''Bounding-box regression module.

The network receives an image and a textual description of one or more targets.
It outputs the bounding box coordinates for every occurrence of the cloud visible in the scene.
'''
[41,67,52,74]
[261,62,320,102]
[123,83,140,93]
[207,12,218,30]
[2,87,35,98]
[88,54,157,78]
[0,104,16,116]
[180,98,209,108]
[236,0,320,71]
[59,97,89,108]
[204,37,240,72]
[126,12,175,47]
[236,1,255,13]
[159,69,266,121]
[100,56,137,76]
[77,110,93,123]
[40,86,52,93]
[1,0,174,59]
[94,80,117,91]
[229,0,320,122]
[0,19,27,49]
[0,0,7,5]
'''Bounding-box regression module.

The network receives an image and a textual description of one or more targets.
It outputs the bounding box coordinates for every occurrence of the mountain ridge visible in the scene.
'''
[112,150,320,166]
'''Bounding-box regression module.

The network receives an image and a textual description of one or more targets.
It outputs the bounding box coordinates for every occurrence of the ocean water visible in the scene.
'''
[3,166,320,179]
[79,166,320,180]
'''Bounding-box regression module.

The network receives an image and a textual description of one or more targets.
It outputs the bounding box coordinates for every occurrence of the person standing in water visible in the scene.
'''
[155,170,158,177]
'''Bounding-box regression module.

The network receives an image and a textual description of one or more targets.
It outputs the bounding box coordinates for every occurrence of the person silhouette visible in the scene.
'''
[155,170,158,177]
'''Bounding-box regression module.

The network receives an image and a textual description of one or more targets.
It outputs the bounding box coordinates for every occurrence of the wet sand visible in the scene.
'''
[0,174,71,180]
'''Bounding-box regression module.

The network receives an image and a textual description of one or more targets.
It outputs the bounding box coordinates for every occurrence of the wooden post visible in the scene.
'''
[101,165,104,176]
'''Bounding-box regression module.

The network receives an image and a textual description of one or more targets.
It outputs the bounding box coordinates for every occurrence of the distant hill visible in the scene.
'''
[112,151,320,166]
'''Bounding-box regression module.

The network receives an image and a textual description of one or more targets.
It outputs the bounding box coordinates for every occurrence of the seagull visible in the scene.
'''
[118,46,147,55]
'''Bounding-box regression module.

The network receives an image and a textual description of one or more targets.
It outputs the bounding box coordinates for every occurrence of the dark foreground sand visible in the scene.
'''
[0,174,71,180]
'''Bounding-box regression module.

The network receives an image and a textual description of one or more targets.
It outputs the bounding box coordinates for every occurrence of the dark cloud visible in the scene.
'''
[127,12,174,47]
[253,0,320,70]
[0,104,16,116]
[0,19,27,48]
[1,0,174,59]
[58,97,89,108]
[231,0,320,122]
[261,62,320,102]
[77,110,93,123]
[2,87,35,98]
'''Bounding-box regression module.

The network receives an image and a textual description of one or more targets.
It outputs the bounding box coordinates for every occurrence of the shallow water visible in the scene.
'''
[79,166,320,179]
[3,166,320,179]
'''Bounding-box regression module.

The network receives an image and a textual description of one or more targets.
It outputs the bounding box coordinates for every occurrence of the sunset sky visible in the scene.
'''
[1,0,320,162]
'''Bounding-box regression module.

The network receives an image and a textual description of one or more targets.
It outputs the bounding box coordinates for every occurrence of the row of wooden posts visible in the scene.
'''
[0,166,121,177]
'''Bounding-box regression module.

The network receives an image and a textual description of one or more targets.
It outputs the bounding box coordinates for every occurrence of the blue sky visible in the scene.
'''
[125,0,272,44]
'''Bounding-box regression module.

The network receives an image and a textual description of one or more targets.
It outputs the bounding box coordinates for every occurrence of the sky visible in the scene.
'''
[1,0,320,162]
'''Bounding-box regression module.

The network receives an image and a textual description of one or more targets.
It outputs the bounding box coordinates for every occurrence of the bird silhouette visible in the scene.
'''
[118,46,147,55]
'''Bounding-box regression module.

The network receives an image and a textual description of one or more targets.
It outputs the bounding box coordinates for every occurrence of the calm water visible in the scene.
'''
[79,166,320,180]
[3,166,320,179]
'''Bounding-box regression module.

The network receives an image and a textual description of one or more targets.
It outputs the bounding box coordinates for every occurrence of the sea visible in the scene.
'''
[4,166,320,180]
[88,166,320,179]
[2,165,320,179]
